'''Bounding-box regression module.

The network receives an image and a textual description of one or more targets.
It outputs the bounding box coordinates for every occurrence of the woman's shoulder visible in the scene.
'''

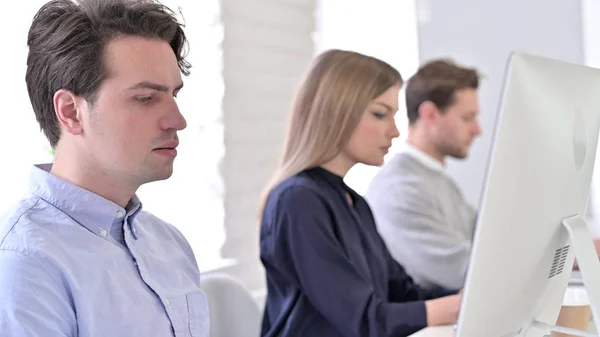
[261,171,334,236]
[269,171,326,208]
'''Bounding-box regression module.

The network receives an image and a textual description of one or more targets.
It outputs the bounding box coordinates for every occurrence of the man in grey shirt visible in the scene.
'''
[366,59,482,290]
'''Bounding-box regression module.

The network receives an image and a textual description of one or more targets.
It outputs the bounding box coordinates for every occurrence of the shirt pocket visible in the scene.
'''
[186,291,210,337]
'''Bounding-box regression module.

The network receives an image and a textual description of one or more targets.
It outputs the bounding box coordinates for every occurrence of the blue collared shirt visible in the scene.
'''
[0,164,209,337]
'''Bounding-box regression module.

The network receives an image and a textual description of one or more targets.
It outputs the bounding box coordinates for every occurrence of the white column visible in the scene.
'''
[220,0,316,290]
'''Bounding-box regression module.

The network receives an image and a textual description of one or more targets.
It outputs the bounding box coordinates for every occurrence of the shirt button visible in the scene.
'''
[116,211,124,219]
[164,298,172,308]
[99,229,108,237]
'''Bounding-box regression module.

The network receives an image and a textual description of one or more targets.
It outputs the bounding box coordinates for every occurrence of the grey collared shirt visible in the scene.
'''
[0,164,209,337]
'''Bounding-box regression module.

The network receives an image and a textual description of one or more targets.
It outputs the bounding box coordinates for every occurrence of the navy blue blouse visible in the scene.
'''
[259,167,455,337]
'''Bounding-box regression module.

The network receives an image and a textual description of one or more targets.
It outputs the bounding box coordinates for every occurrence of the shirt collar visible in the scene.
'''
[29,164,143,239]
[310,166,361,196]
[399,142,446,174]
[311,166,346,187]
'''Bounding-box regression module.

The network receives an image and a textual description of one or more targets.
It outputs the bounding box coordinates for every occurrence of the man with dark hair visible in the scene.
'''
[0,1,209,336]
[365,59,482,290]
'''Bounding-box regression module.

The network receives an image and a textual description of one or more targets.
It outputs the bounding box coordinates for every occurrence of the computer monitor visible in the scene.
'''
[456,52,600,337]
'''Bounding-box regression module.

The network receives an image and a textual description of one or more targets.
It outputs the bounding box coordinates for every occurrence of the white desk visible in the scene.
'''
[409,325,454,336]
[408,285,590,337]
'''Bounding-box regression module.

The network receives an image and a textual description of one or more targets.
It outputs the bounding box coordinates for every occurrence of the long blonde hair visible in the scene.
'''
[259,49,402,216]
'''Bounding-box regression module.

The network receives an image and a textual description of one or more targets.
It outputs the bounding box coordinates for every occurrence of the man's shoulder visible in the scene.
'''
[0,195,45,249]
[382,152,435,175]
[0,195,77,275]
[368,153,438,194]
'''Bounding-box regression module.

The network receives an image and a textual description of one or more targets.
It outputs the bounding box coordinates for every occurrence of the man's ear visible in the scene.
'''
[417,100,440,126]
[53,89,85,136]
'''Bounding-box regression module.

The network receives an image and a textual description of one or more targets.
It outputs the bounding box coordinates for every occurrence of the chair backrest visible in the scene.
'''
[201,273,262,337]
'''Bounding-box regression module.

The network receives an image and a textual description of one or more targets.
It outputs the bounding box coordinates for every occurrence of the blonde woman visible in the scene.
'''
[258,49,462,337]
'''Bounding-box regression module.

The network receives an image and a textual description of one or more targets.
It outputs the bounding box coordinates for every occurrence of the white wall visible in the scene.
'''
[415,0,586,207]
[582,0,600,69]
[0,1,54,208]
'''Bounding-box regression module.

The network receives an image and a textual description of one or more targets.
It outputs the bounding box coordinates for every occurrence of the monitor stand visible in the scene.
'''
[529,215,600,337]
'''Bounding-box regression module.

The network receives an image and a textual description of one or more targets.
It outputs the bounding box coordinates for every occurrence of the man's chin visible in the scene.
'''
[144,168,174,183]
